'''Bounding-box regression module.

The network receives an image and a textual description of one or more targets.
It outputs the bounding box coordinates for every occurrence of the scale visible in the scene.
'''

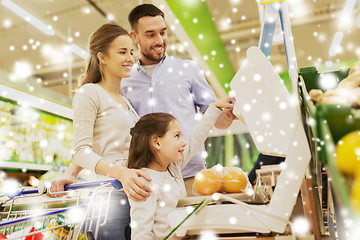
[166,0,312,238]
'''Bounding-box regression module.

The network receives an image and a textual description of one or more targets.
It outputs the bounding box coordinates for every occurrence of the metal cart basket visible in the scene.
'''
[0,179,123,240]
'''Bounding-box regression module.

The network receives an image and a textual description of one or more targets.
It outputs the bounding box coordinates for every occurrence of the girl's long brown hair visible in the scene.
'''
[127,113,175,169]
[79,23,130,87]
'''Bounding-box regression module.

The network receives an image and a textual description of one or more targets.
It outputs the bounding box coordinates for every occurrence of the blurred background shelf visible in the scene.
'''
[0,161,52,172]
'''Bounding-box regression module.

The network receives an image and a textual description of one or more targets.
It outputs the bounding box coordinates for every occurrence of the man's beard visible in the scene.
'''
[141,47,165,64]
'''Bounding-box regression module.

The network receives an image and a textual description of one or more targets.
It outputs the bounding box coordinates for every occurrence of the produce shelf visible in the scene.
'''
[298,66,360,238]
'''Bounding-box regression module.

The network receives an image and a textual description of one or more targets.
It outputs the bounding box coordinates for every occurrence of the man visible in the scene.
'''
[122,4,235,196]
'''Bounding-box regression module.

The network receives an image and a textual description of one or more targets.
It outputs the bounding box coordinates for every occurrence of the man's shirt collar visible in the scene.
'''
[136,53,168,73]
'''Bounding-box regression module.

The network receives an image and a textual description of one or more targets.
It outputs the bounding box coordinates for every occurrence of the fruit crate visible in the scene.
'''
[298,66,360,238]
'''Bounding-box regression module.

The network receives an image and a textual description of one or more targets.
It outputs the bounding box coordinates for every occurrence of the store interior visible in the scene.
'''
[0,0,360,239]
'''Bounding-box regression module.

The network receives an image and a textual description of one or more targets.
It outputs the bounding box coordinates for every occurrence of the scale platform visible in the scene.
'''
[176,191,270,208]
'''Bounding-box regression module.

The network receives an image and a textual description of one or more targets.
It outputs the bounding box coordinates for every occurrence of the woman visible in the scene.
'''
[51,23,152,239]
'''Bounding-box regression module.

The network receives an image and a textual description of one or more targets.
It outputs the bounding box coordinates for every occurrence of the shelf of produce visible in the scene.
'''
[298,66,360,238]
[0,161,52,172]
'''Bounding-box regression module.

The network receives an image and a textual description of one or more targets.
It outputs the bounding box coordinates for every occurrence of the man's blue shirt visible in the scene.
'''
[121,53,217,178]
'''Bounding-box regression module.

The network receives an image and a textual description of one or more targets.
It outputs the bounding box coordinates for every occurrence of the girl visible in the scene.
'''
[127,97,235,240]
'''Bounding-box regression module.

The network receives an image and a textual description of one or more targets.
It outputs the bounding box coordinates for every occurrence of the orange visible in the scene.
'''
[223,167,248,193]
[194,169,222,195]
[335,131,360,175]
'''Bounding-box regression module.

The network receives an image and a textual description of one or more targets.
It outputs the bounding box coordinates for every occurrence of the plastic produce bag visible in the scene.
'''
[193,165,251,196]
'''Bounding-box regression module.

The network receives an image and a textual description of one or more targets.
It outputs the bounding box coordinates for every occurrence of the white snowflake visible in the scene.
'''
[40,139,48,148]
[200,230,218,240]
[229,217,237,225]
[246,188,254,196]
[280,162,287,170]
[130,221,137,229]
[292,217,310,235]
[67,208,84,223]
[256,135,264,143]
[185,206,194,214]
[243,103,251,112]
[194,113,202,121]
[261,112,271,122]
[278,101,287,109]
[163,184,171,192]
[214,164,223,172]
[148,98,157,107]
[201,151,208,159]
[253,74,261,81]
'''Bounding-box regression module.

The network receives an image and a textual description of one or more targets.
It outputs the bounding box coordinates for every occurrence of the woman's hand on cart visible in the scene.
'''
[49,174,77,197]
[47,167,153,202]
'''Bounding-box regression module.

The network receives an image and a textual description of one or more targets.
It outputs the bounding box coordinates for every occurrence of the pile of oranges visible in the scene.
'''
[194,166,249,195]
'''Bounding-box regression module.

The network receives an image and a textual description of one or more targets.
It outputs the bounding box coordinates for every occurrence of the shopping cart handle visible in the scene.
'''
[20,188,40,195]
[5,188,40,199]
[5,180,122,199]
[64,179,123,191]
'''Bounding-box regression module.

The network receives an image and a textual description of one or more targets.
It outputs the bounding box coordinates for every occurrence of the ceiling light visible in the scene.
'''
[1,0,55,36]
[339,0,356,27]
[329,31,343,57]
[71,44,89,60]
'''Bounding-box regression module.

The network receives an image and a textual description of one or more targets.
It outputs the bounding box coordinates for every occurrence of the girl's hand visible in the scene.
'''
[214,96,236,110]
[118,168,152,202]
[213,96,238,129]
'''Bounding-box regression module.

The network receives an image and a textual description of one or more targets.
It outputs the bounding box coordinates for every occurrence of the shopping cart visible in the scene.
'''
[0,179,123,239]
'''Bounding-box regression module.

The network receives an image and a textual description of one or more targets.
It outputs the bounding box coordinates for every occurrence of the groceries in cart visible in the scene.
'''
[42,215,71,239]
[3,214,71,240]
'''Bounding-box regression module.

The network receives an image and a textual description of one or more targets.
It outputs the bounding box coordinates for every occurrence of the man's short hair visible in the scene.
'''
[128,4,165,32]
